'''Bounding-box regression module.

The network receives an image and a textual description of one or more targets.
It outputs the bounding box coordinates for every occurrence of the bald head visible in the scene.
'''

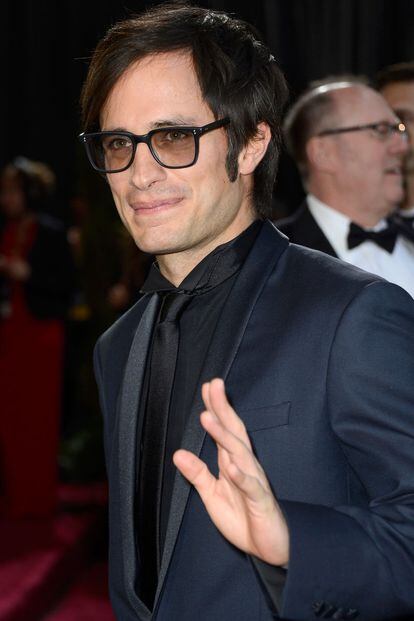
[284,81,394,175]
[329,83,399,128]
[284,79,365,178]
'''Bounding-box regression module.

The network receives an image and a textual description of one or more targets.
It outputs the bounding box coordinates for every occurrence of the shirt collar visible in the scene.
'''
[398,206,414,218]
[307,194,389,257]
[141,219,263,295]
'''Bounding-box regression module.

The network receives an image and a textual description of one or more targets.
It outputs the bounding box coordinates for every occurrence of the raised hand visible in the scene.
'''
[173,378,289,566]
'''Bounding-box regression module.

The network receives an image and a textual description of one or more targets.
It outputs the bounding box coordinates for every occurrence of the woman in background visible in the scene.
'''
[0,157,73,518]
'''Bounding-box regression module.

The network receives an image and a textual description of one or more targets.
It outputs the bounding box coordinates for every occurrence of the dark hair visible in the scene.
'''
[376,61,414,90]
[80,3,288,218]
[284,76,368,179]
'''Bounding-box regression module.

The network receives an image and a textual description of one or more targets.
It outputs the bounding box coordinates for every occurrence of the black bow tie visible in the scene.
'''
[388,214,414,244]
[347,222,398,253]
[399,214,414,226]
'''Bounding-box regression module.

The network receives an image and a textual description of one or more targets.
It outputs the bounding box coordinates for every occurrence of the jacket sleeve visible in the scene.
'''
[279,281,414,621]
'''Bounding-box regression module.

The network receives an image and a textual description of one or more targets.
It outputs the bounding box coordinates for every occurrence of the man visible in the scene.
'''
[79,6,414,620]
[277,78,414,298]
[378,62,414,238]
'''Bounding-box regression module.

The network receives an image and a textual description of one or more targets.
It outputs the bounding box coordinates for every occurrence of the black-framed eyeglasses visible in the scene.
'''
[78,118,230,173]
[317,121,407,140]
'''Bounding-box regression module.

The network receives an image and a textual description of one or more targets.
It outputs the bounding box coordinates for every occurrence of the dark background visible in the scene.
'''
[3,0,414,216]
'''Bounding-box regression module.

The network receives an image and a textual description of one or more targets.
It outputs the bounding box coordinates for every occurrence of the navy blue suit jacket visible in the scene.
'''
[94,221,414,620]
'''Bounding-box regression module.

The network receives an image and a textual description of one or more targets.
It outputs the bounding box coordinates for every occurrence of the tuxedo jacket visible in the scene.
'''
[276,201,338,258]
[94,221,414,621]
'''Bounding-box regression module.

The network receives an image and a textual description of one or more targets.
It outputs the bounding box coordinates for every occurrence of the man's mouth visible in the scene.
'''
[384,166,402,175]
[129,197,184,212]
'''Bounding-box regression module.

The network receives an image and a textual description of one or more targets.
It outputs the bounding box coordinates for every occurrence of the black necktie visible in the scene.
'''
[137,220,263,609]
[138,291,191,609]
[347,222,398,253]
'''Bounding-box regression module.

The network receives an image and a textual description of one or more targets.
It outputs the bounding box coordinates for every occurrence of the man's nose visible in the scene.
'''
[129,142,167,190]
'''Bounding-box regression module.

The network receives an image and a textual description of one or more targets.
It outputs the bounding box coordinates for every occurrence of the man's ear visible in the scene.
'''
[238,122,272,175]
[306,136,337,173]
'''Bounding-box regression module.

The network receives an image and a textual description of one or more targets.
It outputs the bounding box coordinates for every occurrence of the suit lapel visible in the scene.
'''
[117,293,160,618]
[155,221,289,604]
[292,201,338,257]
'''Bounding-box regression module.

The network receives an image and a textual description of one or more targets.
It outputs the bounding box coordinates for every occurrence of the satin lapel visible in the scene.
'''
[155,221,289,603]
[294,202,338,257]
[117,293,160,617]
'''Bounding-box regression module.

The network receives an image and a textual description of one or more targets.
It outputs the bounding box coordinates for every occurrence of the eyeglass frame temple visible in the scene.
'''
[317,121,406,138]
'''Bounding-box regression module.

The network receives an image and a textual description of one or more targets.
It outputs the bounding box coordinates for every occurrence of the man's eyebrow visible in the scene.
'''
[101,126,127,132]
[101,117,200,133]
[151,117,199,128]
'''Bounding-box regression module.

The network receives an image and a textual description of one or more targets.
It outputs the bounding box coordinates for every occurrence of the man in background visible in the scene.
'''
[277,78,414,298]
[377,61,414,237]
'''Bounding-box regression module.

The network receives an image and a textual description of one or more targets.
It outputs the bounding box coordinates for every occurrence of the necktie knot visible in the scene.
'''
[159,292,192,323]
[347,222,397,253]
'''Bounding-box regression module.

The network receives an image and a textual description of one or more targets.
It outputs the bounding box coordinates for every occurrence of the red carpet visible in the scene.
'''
[44,563,115,621]
[0,484,110,621]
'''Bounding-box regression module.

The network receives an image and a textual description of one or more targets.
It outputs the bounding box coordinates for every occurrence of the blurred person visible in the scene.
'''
[80,5,414,621]
[0,157,74,517]
[277,78,414,298]
[377,61,414,238]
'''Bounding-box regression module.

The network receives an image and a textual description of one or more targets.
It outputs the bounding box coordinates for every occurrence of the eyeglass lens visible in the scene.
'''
[372,123,404,138]
[87,128,197,172]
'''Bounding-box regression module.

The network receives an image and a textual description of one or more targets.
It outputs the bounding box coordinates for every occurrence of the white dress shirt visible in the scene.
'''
[398,205,414,220]
[307,194,414,298]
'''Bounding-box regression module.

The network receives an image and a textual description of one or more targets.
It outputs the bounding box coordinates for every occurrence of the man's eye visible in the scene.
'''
[104,136,132,150]
[373,123,391,137]
[161,129,191,142]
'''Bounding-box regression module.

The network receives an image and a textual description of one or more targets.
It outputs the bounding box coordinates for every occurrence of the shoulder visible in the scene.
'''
[269,236,414,334]
[280,242,414,348]
[279,240,383,295]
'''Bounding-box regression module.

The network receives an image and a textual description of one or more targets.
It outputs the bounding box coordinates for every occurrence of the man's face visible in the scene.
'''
[326,86,408,223]
[101,52,255,269]
[380,80,414,177]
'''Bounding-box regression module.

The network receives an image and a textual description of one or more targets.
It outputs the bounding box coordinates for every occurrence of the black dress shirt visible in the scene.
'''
[136,220,263,608]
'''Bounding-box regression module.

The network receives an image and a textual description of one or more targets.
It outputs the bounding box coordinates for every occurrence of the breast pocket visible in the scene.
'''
[239,402,290,432]
[237,402,291,483]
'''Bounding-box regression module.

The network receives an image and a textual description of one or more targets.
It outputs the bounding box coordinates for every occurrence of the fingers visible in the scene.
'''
[173,449,216,496]
[201,381,212,412]
[199,409,268,488]
[227,462,269,505]
[200,409,250,458]
[202,378,252,449]
[174,448,269,508]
